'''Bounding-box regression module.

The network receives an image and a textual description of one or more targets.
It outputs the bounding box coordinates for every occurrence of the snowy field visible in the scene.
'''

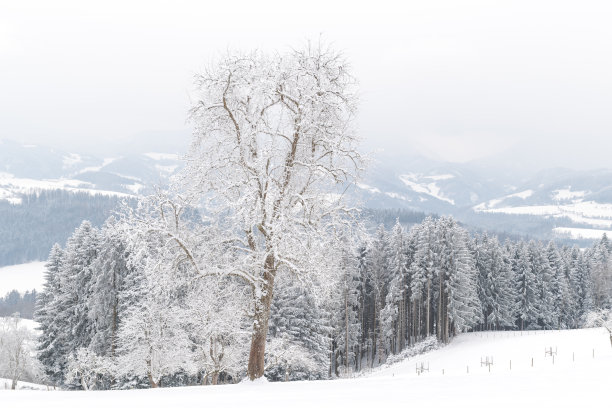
[0,262,46,295]
[1,328,610,407]
[553,226,612,240]
[0,173,132,205]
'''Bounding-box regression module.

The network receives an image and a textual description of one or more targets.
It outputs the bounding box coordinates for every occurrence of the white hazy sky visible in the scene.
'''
[1,0,611,169]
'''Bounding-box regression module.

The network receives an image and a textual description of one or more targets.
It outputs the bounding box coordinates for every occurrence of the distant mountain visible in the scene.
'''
[0,139,181,203]
[353,151,612,242]
[2,139,612,245]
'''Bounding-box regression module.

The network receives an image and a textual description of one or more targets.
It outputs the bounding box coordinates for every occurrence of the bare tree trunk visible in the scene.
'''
[146,356,158,388]
[438,275,443,340]
[397,295,404,352]
[444,290,449,343]
[376,295,384,364]
[247,259,275,380]
[147,373,158,388]
[426,278,431,337]
[345,288,350,374]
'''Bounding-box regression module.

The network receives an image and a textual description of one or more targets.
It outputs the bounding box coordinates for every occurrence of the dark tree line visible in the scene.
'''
[0,290,37,319]
[0,190,134,267]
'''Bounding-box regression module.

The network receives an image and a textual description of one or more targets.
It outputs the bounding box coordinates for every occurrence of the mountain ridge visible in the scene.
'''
[2,138,612,242]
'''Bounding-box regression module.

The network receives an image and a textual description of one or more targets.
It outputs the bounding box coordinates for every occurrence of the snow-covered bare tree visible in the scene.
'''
[185,276,250,385]
[584,309,612,346]
[115,284,194,388]
[65,347,108,391]
[115,202,198,388]
[0,315,38,390]
[182,41,363,380]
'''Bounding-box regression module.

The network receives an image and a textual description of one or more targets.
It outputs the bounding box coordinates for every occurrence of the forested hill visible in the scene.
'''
[2,139,612,245]
[0,190,134,267]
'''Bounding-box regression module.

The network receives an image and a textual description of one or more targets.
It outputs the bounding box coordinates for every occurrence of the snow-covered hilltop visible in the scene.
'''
[0,139,183,202]
[352,154,612,241]
[3,139,612,243]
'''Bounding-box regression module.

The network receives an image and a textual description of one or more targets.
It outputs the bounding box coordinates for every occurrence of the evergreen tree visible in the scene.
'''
[381,220,408,355]
[513,242,539,330]
[590,236,612,309]
[88,218,133,360]
[35,243,65,385]
[366,225,389,364]
[546,241,571,328]
[269,274,330,380]
[409,217,436,340]
[440,218,482,337]
[331,239,362,375]
[474,235,516,330]
[54,221,101,385]
[568,246,591,323]
[528,240,555,329]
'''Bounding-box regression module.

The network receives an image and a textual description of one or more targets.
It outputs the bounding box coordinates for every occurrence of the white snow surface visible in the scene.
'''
[356,182,381,194]
[552,188,587,202]
[0,262,46,295]
[61,153,83,169]
[154,164,179,175]
[399,174,455,205]
[0,173,132,204]
[2,328,610,407]
[474,200,612,235]
[424,174,455,181]
[143,152,179,161]
[473,189,534,211]
[554,227,612,240]
[73,158,119,175]
[0,379,48,390]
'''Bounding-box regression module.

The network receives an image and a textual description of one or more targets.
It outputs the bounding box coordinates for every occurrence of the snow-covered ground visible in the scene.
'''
[2,328,610,407]
[474,200,612,225]
[0,262,46,295]
[399,173,456,205]
[0,172,133,204]
[0,378,48,391]
[554,226,612,240]
[1,317,41,332]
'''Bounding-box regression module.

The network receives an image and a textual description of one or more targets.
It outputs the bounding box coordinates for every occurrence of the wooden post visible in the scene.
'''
[531,357,533,367]
[467,365,469,374]
[510,360,512,370]
[572,352,574,362]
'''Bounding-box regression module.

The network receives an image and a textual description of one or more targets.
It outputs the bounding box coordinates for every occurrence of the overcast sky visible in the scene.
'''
[1,1,611,170]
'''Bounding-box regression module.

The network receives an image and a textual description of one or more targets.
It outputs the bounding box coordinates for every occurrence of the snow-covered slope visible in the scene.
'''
[0,378,48,390]
[351,152,612,241]
[0,139,183,202]
[3,328,610,407]
[0,262,46,295]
